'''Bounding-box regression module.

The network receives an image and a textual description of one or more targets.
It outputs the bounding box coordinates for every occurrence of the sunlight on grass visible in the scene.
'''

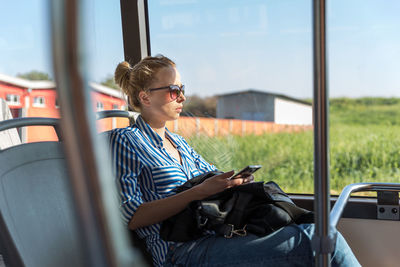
[187,98,400,194]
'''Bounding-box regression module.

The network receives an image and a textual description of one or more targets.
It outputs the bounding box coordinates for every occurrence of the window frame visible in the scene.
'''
[5,94,20,105]
[32,96,46,108]
[96,101,104,111]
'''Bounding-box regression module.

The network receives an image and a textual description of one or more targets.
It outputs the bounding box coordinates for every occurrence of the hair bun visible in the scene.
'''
[114,61,132,93]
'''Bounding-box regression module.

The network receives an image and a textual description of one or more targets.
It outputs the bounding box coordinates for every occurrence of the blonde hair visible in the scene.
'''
[114,55,176,111]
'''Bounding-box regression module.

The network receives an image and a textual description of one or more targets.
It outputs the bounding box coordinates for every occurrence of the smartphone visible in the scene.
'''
[229,165,262,180]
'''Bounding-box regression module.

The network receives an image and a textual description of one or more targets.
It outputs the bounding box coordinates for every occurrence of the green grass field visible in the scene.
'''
[188,97,400,194]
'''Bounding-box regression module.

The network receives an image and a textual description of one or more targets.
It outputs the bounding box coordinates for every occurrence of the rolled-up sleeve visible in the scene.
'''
[110,131,143,224]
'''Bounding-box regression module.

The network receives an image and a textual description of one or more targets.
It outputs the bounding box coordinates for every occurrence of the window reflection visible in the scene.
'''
[149,0,400,194]
[149,0,314,193]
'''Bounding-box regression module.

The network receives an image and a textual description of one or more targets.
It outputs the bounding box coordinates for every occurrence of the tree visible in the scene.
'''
[17,70,52,81]
[182,95,217,117]
[100,75,119,90]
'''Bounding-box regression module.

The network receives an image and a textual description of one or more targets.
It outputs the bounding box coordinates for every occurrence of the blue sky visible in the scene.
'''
[1,0,399,98]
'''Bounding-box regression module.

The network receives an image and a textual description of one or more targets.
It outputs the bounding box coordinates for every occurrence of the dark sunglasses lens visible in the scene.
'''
[170,88,179,99]
[170,85,184,99]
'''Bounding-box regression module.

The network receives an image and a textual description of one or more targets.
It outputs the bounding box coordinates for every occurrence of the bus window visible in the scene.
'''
[328,0,400,195]
[83,0,128,132]
[0,1,58,143]
[148,0,315,193]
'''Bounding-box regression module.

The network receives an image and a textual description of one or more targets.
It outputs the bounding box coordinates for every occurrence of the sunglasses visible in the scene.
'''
[148,84,185,100]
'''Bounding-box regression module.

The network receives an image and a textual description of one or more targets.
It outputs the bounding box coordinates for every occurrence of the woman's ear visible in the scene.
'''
[138,91,151,107]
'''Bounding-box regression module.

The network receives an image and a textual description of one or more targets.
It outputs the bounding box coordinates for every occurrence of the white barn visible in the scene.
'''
[216,89,312,125]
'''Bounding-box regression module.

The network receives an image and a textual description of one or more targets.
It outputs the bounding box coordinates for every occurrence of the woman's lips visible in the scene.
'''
[176,107,183,112]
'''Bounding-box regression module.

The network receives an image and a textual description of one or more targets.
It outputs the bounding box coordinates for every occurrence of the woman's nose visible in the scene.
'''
[177,93,186,102]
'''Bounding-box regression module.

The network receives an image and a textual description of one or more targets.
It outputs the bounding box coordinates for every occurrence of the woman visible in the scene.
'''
[110,55,360,267]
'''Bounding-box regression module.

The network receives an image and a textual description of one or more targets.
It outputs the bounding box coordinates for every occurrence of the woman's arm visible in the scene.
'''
[128,170,252,230]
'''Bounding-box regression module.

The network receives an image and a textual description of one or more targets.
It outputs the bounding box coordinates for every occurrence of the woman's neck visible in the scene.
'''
[141,112,167,141]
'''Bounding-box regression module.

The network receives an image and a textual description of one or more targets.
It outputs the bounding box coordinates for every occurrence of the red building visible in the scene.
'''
[0,73,128,142]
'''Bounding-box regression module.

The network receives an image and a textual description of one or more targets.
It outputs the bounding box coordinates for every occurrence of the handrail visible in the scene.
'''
[0,111,137,139]
[330,183,400,228]
[0,117,62,140]
[0,117,59,132]
[96,110,137,120]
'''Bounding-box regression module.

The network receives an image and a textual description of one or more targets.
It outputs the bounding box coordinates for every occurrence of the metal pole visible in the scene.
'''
[312,0,333,266]
[49,0,143,266]
[119,0,151,124]
[119,0,151,64]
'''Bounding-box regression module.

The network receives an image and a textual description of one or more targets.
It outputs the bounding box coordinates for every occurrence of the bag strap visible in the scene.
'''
[264,181,313,224]
[274,201,314,224]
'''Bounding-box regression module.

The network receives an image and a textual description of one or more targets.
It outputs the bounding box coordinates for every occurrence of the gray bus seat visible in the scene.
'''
[0,142,86,267]
[97,110,137,141]
[97,114,154,265]
[0,110,142,267]
[97,110,135,149]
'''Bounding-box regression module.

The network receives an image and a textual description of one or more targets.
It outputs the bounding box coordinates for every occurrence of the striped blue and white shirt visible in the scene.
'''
[110,115,217,266]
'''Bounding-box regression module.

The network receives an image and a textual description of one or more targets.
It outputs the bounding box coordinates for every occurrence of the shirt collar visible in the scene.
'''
[165,128,181,149]
[135,114,180,149]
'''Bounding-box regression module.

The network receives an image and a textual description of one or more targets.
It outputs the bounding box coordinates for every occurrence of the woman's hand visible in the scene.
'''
[128,171,254,229]
[194,170,254,199]
[235,173,254,184]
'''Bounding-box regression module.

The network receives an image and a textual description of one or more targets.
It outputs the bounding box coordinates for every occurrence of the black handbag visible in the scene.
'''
[160,171,313,242]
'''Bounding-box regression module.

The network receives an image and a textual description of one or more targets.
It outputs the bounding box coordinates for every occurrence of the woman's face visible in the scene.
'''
[144,66,186,122]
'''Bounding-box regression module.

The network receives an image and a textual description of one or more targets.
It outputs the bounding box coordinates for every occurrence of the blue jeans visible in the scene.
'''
[163,224,360,266]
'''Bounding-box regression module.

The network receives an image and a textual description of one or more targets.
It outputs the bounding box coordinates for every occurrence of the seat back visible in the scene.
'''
[100,129,154,265]
[0,142,86,267]
[0,111,145,267]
